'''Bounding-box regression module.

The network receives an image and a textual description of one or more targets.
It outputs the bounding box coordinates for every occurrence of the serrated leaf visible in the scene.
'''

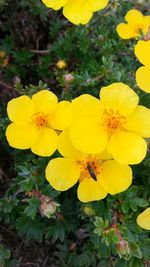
[140,239,150,260]
[121,199,130,214]
[130,242,142,259]
[109,229,119,244]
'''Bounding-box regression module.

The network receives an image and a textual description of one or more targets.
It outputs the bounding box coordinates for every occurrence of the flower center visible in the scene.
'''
[79,156,102,182]
[32,112,48,128]
[134,25,144,36]
[102,110,126,135]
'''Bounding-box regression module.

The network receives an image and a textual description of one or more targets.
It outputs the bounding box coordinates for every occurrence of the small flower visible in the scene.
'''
[0,51,5,58]
[83,204,95,216]
[45,129,132,203]
[69,82,150,165]
[116,240,130,259]
[64,73,74,82]
[42,0,109,25]
[40,196,59,218]
[56,60,67,69]
[0,51,9,67]
[116,9,150,39]
[6,90,72,156]
[134,40,150,93]
[137,207,150,230]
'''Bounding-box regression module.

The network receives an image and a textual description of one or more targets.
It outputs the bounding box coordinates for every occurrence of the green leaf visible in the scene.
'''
[46,221,66,243]
[24,198,40,219]
[129,200,137,212]
[105,233,112,246]
[121,199,130,214]
[127,258,144,267]
[127,186,138,198]
[133,198,149,208]
[109,229,119,244]
[130,242,142,259]
[140,239,150,260]
[16,216,43,242]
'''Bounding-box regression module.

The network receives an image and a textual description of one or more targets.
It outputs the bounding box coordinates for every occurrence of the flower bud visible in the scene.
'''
[39,196,59,219]
[56,60,67,69]
[83,204,95,216]
[64,73,74,82]
[116,240,130,258]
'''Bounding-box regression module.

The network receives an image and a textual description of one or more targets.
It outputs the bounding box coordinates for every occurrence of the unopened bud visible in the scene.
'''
[56,60,67,69]
[40,196,59,219]
[64,73,74,82]
[116,240,130,258]
[83,204,95,216]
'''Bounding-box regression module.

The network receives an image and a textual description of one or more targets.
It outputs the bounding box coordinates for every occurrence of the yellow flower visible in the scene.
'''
[2,58,9,67]
[135,40,150,67]
[0,51,9,67]
[134,40,150,93]
[56,60,67,69]
[136,66,150,93]
[6,90,72,156]
[137,208,150,230]
[0,51,5,58]
[42,0,109,25]
[116,9,150,39]
[69,83,150,165]
[45,129,132,202]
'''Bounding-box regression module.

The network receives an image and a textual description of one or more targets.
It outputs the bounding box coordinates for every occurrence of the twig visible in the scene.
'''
[30,50,49,54]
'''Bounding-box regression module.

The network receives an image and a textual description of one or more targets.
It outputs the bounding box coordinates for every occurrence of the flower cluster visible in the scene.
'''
[6,83,150,203]
[41,0,109,25]
[117,9,150,230]
[117,9,150,94]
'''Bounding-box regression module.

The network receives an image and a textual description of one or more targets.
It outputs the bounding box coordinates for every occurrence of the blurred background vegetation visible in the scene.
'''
[0,0,150,266]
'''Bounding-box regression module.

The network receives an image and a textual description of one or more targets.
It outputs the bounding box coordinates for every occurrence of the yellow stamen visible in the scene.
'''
[102,109,126,134]
[32,112,48,128]
[79,156,102,182]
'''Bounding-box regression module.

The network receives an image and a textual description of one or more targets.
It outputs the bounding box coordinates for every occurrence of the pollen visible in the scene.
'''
[102,109,126,134]
[79,156,102,182]
[32,112,48,128]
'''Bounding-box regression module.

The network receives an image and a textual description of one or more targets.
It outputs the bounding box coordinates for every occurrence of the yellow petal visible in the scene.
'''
[50,101,72,130]
[46,158,80,191]
[134,40,150,68]
[31,128,58,156]
[78,178,107,203]
[98,160,132,195]
[32,90,58,114]
[69,119,108,154]
[63,0,93,25]
[136,66,150,93]
[125,105,150,138]
[108,131,147,165]
[88,0,108,11]
[42,0,67,10]
[125,9,143,27]
[97,150,113,160]
[137,208,150,230]
[6,123,36,149]
[58,128,85,160]
[72,94,104,121]
[116,23,136,39]
[143,16,150,35]
[7,96,35,123]
[100,82,139,116]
